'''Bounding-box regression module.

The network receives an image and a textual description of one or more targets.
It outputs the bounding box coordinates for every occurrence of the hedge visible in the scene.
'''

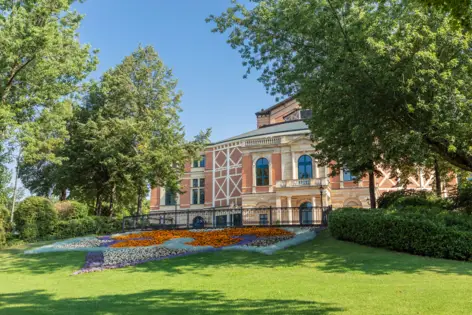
[55,216,122,239]
[329,208,472,261]
[14,197,58,241]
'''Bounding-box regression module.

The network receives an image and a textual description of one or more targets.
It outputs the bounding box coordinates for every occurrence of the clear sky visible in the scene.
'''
[73,0,278,142]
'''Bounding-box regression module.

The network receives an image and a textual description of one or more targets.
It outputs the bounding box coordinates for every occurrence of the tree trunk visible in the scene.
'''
[368,170,377,209]
[434,158,442,197]
[60,189,67,201]
[136,186,143,216]
[109,184,115,217]
[95,192,102,216]
[10,153,20,225]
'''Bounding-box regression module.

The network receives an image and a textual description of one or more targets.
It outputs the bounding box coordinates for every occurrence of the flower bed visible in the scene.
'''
[24,227,316,274]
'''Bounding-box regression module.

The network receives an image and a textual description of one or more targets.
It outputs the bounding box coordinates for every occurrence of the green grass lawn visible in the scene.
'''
[0,231,471,315]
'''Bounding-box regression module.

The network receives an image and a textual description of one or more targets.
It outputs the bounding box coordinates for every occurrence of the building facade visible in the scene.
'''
[150,98,450,214]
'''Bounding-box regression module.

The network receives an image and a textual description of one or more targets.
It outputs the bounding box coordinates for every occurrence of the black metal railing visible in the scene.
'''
[122,206,332,232]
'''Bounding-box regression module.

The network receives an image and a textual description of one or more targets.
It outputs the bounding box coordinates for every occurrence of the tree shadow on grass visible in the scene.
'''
[0,246,85,275]
[131,231,472,277]
[3,231,472,277]
[0,289,343,315]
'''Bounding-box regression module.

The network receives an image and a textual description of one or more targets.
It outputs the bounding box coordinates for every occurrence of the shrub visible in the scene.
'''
[452,183,472,214]
[55,216,122,239]
[55,201,89,220]
[329,208,472,261]
[377,190,436,209]
[14,197,58,241]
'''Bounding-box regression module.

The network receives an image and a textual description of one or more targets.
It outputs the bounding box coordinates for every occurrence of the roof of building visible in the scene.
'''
[211,120,309,145]
[255,96,295,116]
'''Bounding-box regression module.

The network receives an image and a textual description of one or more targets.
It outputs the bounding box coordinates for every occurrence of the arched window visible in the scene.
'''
[256,158,269,186]
[298,155,313,179]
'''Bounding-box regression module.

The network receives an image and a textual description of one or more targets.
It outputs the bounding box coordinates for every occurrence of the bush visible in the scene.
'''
[329,208,472,261]
[55,200,89,220]
[55,216,122,239]
[377,190,435,209]
[14,197,58,241]
[452,183,472,214]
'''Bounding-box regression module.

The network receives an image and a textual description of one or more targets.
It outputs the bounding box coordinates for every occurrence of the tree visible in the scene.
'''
[0,0,97,166]
[44,46,210,215]
[208,0,472,180]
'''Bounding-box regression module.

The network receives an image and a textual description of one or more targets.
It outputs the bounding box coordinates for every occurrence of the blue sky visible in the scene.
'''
[73,0,278,142]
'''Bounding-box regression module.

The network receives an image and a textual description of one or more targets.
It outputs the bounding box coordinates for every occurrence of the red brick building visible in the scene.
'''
[151,97,454,214]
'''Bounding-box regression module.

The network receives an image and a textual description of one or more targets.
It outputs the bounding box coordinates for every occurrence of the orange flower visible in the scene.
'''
[111,227,294,248]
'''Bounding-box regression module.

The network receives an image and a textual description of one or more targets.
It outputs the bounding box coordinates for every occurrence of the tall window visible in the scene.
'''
[165,189,176,206]
[256,158,269,186]
[343,169,356,181]
[298,155,313,179]
[192,178,205,204]
[193,155,206,168]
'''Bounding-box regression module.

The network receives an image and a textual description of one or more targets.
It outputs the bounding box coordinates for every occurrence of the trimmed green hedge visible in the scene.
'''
[55,216,122,239]
[14,197,58,241]
[329,208,472,261]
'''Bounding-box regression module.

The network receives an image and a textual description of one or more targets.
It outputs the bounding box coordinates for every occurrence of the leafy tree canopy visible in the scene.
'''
[208,0,472,174]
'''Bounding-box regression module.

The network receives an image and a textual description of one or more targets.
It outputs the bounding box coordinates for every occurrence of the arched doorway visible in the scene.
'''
[299,202,313,225]
[192,216,205,229]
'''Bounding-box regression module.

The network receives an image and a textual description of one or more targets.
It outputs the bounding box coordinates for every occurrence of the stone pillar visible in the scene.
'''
[311,195,317,224]
[287,197,292,225]
[291,152,296,179]
[276,197,282,223]
[252,159,256,193]
[340,167,344,188]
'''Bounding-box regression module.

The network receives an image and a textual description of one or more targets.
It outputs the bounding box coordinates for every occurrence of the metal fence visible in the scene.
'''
[122,206,332,232]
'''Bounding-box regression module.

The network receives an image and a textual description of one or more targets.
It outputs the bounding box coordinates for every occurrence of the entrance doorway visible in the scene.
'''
[299,202,313,225]
[192,216,205,229]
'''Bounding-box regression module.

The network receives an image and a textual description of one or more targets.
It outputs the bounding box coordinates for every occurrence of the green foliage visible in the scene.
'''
[14,196,58,241]
[209,0,472,173]
[377,190,442,209]
[0,0,97,164]
[329,208,472,261]
[56,45,209,215]
[55,200,88,220]
[55,216,121,239]
[452,181,472,214]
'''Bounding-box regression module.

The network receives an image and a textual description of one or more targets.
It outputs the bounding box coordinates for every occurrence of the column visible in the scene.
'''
[252,159,256,193]
[275,197,282,223]
[314,161,319,178]
[287,197,292,225]
[340,167,344,188]
[311,195,317,224]
[269,160,273,192]
[291,151,296,179]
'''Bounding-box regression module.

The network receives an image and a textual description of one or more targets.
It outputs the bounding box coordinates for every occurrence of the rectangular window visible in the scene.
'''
[165,189,176,206]
[192,189,199,205]
[216,215,227,227]
[192,178,205,204]
[232,214,242,227]
[193,155,205,168]
[199,188,205,205]
[259,214,268,225]
[343,169,356,181]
